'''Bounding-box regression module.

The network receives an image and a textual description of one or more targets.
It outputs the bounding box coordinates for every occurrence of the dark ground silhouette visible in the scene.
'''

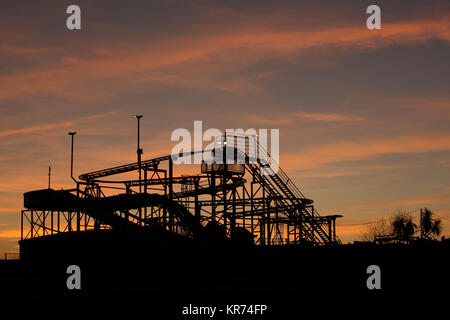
[1,230,449,310]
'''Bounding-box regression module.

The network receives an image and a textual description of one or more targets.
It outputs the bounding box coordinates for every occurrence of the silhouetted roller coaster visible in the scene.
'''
[20,133,342,249]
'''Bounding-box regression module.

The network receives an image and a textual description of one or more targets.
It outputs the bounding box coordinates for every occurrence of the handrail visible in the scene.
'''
[226,132,336,242]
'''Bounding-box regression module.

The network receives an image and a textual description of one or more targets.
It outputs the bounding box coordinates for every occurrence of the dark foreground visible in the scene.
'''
[1,230,449,316]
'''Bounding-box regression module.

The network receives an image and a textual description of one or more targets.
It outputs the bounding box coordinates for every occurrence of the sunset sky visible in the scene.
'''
[1,0,450,252]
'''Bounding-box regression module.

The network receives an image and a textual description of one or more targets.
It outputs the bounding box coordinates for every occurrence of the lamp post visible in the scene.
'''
[68,132,77,184]
[134,115,143,193]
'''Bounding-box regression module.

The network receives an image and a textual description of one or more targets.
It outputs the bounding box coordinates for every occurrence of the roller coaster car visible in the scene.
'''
[201,162,245,175]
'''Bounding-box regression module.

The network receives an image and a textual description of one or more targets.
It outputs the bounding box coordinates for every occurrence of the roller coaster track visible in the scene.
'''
[78,150,204,181]
[24,189,203,239]
[73,136,339,245]
[79,155,172,181]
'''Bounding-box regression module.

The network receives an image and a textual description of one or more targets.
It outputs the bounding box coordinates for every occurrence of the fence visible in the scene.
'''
[0,252,20,260]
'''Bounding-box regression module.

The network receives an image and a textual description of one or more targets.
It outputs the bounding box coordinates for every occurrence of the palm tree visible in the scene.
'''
[391,211,417,242]
[421,208,443,240]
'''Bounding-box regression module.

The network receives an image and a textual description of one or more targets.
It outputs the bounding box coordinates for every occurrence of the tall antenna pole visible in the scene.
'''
[134,115,143,193]
[68,132,77,184]
[48,166,51,189]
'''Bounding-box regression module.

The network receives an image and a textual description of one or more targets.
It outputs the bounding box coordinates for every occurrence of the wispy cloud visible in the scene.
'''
[385,194,450,206]
[0,208,21,214]
[0,110,120,137]
[0,229,20,238]
[296,112,364,122]
[81,110,120,120]
[338,194,450,210]
[246,114,296,126]
[282,134,450,170]
[247,111,365,125]
[0,15,449,100]
[0,121,72,137]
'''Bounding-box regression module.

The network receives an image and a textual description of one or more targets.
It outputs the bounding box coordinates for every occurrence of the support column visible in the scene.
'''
[43,211,46,236]
[250,182,254,236]
[333,218,336,243]
[328,218,332,244]
[31,211,34,238]
[261,188,266,246]
[223,176,228,233]
[21,211,23,240]
[242,184,246,231]
[168,158,173,231]
[211,173,216,221]
[266,199,271,246]
[231,178,236,232]
[194,178,200,221]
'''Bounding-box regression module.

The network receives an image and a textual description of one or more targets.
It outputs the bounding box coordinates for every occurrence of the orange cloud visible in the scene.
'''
[335,224,367,237]
[0,121,72,137]
[0,110,120,138]
[337,194,450,211]
[0,208,21,214]
[281,133,450,170]
[247,112,364,125]
[385,194,450,206]
[0,229,20,238]
[81,110,120,120]
[0,44,50,55]
[246,114,296,126]
[296,112,364,122]
[0,15,449,100]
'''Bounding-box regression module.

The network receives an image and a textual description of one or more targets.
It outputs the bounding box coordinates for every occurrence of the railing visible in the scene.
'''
[225,133,306,196]
[227,133,323,219]
[0,252,20,260]
[225,132,337,243]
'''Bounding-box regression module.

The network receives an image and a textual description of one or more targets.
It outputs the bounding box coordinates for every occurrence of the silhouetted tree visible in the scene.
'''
[391,211,416,242]
[361,217,389,242]
[361,209,445,244]
[421,208,443,240]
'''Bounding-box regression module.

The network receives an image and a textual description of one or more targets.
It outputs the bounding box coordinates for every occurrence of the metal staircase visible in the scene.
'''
[226,133,340,245]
